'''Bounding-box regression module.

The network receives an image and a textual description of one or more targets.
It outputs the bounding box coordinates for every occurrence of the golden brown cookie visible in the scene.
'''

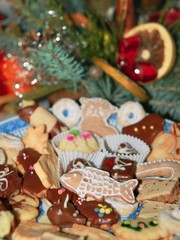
[63,223,118,240]
[147,133,176,161]
[34,142,61,189]
[12,221,60,240]
[22,125,49,154]
[112,218,173,240]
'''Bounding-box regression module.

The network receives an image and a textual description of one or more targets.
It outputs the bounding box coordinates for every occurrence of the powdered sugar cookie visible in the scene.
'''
[117,101,146,127]
[51,98,81,128]
[79,97,118,137]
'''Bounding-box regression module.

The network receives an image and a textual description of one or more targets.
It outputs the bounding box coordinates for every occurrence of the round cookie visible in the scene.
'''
[51,98,81,128]
[117,101,146,127]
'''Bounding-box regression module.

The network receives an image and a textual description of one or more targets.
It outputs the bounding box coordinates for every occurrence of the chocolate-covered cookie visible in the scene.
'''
[0,165,22,198]
[122,113,164,145]
[47,195,86,227]
[46,187,74,204]
[76,200,119,229]
[102,157,136,181]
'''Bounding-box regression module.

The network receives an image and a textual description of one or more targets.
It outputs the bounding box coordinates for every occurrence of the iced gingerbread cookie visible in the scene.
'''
[117,101,146,127]
[79,97,118,137]
[60,166,138,204]
[51,98,81,128]
[122,113,164,146]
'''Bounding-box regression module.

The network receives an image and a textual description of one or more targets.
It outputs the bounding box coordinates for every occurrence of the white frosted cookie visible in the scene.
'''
[117,101,146,127]
[51,98,81,128]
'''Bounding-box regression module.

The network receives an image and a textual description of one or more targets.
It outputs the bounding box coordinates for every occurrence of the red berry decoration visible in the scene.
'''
[118,23,176,84]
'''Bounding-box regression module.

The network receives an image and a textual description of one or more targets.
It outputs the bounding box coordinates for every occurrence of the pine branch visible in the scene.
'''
[30,42,85,90]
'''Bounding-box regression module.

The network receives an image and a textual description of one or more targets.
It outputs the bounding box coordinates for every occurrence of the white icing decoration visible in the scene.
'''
[60,167,137,204]
[0,167,13,192]
[113,157,132,171]
[64,194,69,209]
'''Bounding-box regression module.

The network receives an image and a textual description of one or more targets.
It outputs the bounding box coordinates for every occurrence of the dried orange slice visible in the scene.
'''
[124,22,176,81]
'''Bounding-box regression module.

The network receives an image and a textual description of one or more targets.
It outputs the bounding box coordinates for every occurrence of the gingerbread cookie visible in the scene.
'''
[122,113,164,146]
[117,101,146,127]
[138,200,179,219]
[51,98,81,128]
[112,218,173,240]
[137,179,180,203]
[79,97,118,137]
[147,133,176,161]
[136,159,180,180]
[60,166,138,204]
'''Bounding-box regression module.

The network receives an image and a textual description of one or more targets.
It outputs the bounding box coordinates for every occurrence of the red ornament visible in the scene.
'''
[0,53,35,96]
[117,36,158,83]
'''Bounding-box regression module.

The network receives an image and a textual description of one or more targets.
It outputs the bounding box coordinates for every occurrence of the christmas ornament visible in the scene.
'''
[117,23,176,84]
[0,54,36,97]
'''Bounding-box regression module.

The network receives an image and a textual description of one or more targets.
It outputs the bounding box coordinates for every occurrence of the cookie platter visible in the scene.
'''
[0,98,179,240]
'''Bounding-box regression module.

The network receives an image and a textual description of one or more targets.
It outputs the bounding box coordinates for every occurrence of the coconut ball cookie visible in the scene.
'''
[117,101,146,127]
[51,98,81,128]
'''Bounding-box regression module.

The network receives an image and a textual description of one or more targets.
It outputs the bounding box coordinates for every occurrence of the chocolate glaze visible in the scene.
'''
[76,200,119,228]
[23,171,46,197]
[0,164,22,198]
[49,120,67,138]
[102,157,136,181]
[46,188,73,204]
[17,148,41,172]
[47,201,87,227]
[122,113,164,146]
[17,104,39,123]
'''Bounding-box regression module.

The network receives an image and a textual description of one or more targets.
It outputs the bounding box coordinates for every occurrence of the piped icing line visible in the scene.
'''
[136,159,180,180]
[0,168,13,191]
[60,167,138,204]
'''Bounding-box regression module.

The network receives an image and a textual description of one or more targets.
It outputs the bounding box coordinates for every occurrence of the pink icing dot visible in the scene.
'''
[66,133,76,141]
[80,131,92,139]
